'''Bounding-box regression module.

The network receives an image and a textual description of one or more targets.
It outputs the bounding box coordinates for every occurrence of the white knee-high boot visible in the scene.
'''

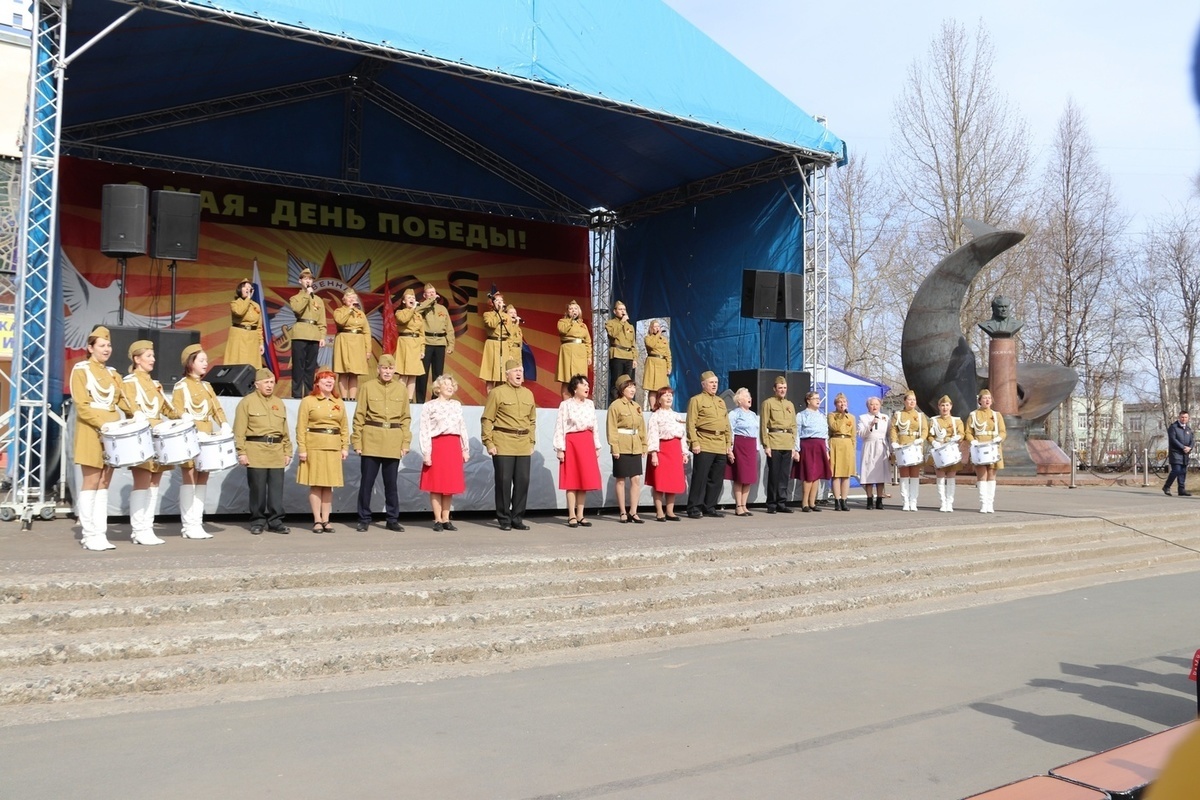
[908,478,920,511]
[85,488,116,550]
[978,481,989,513]
[77,489,101,550]
[985,481,996,513]
[130,489,165,545]
[182,483,213,539]
[936,478,947,512]
[899,478,910,511]
[946,478,956,512]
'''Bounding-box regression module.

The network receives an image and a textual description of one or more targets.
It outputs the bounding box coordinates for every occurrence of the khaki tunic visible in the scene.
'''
[642,333,672,392]
[226,298,265,368]
[393,307,425,376]
[295,395,349,487]
[173,376,228,470]
[604,318,636,362]
[759,396,797,451]
[122,371,181,472]
[333,306,370,375]
[555,317,591,383]
[289,291,327,342]
[351,377,412,457]
[965,408,1007,469]
[606,397,647,455]
[478,310,507,381]
[233,390,292,468]
[71,359,136,468]
[827,411,857,478]
[418,298,456,352]
[889,408,928,446]
[481,382,537,456]
[505,320,524,367]
[686,391,732,455]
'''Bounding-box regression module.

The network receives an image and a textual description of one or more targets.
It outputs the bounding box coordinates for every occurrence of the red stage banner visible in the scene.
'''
[59,158,591,405]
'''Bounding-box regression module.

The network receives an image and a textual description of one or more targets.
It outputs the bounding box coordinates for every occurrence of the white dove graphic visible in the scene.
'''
[62,251,187,350]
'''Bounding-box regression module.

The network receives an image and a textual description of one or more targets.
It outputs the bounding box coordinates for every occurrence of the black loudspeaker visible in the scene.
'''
[778,273,804,322]
[150,190,202,261]
[106,327,200,387]
[100,184,148,257]
[727,369,812,409]
[741,270,780,319]
[207,363,257,397]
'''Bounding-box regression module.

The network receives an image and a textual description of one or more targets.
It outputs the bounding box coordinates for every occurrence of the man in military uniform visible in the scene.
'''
[234,368,293,534]
[416,282,456,402]
[760,376,798,514]
[352,354,412,531]
[481,359,537,531]
[685,370,733,518]
[604,300,637,403]
[289,267,327,398]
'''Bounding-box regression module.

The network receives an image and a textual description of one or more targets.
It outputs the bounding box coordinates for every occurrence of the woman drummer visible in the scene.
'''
[121,339,181,544]
[71,325,136,551]
[889,389,928,511]
[965,388,1006,513]
[927,394,964,513]
[174,343,228,539]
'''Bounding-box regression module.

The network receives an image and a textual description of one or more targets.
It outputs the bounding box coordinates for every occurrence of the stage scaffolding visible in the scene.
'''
[589,209,617,401]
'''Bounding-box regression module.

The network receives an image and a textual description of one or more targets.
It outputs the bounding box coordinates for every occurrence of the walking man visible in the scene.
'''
[1163,410,1193,497]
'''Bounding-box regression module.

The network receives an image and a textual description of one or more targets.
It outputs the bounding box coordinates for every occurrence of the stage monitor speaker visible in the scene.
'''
[100,184,148,257]
[727,369,811,410]
[105,327,200,387]
[150,190,202,261]
[741,270,780,319]
[777,272,804,322]
[207,363,257,397]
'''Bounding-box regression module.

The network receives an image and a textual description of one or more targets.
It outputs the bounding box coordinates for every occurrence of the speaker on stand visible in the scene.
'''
[150,190,202,328]
[100,184,149,327]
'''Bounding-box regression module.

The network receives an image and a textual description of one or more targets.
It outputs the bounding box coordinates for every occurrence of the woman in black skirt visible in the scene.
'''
[607,374,647,522]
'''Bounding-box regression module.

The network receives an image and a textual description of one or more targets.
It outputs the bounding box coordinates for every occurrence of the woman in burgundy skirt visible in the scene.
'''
[552,374,603,527]
[418,374,470,531]
[645,387,688,521]
[724,387,760,516]
[794,391,832,511]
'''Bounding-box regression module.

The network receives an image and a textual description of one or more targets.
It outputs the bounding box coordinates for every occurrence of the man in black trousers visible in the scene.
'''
[1163,410,1193,497]
[685,370,733,518]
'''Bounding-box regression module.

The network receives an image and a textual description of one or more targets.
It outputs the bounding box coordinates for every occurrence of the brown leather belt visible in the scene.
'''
[561,338,584,344]
[307,427,340,435]
[697,428,724,435]
[647,354,666,359]
[768,428,794,434]
[611,345,634,352]
[364,420,400,429]
[399,332,420,338]
[298,318,319,325]
[487,336,503,341]
[831,434,852,439]
[237,324,259,330]
[245,435,283,443]
[493,426,529,435]
[343,328,364,334]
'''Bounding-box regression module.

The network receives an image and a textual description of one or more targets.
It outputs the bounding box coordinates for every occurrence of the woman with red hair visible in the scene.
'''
[295,369,349,532]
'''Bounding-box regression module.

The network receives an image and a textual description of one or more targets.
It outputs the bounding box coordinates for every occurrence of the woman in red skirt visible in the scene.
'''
[645,387,688,521]
[552,374,602,527]
[418,374,470,531]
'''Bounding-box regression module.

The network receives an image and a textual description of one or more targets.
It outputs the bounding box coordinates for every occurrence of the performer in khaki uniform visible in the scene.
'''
[332,288,370,400]
[641,319,671,410]
[604,301,637,403]
[72,325,136,551]
[928,394,965,513]
[481,359,537,531]
[351,355,411,532]
[478,291,511,391]
[827,393,857,512]
[686,370,733,519]
[234,368,293,534]
[122,339,180,545]
[288,267,327,398]
[965,388,1006,514]
[759,375,798,514]
[296,369,350,532]
[175,344,228,539]
[416,283,455,402]
[889,390,928,512]
[504,305,524,367]
[226,279,265,368]
[607,374,647,523]
[393,287,425,401]
[555,299,591,398]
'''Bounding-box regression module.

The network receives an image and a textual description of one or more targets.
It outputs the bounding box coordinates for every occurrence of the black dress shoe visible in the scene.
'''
[1163,487,1172,496]
[386,521,404,532]
[665,515,681,521]
[511,522,531,530]
[687,510,703,519]
[250,526,264,535]
[268,525,290,534]
[766,507,776,514]
[1180,490,1193,497]
[703,510,724,518]
[432,521,443,532]
[355,521,370,532]
[442,522,457,531]
[777,506,794,514]
[499,524,512,531]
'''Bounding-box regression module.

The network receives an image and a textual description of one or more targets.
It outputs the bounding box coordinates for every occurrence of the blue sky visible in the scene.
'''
[663,0,1200,238]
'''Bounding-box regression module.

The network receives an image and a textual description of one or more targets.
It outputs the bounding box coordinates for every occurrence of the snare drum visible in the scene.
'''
[194,432,238,472]
[100,418,154,468]
[970,440,1001,466]
[894,442,924,467]
[932,441,962,469]
[152,419,199,465]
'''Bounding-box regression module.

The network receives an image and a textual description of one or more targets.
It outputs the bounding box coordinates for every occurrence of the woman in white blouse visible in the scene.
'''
[645,387,688,521]
[418,374,471,531]
[553,374,602,527]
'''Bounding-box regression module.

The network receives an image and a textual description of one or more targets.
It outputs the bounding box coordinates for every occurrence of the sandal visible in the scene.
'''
[567,517,579,528]
[655,516,667,522]
[322,522,334,532]
[312,523,324,533]
[630,514,644,524]
[619,514,629,524]
[578,518,591,527]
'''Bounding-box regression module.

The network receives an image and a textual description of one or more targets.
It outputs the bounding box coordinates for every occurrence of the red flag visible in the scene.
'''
[381,272,398,356]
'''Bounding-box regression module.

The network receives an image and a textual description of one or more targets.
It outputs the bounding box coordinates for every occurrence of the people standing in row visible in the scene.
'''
[296,369,349,532]
[760,376,797,514]
[890,390,927,512]
[929,395,964,513]
[726,387,759,517]
[289,268,326,399]
[827,393,855,512]
[226,279,265,369]
[553,374,602,528]
[604,301,637,403]
[233,368,292,535]
[857,396,890,510]
[642,319,671,411]
[175,344,227,539]
[122,339,179,545]
[556,299,591,400]
[479,291,509,393]
[72,326,136,551]
[352,355,410,533]
[966,389,1005,513]
[482,360,537,531]
[393,288,425,402]
[416,283,455,403]
[795,391,831,512]
[645,387,687,521]
[686,370,732,519]
[418,374,470,532]
[608,374,647,523]
[1163,410,1193,497]
[333,288,370,400]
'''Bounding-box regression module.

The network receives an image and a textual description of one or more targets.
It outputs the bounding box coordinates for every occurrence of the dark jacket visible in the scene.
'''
[1167,420,1194,467]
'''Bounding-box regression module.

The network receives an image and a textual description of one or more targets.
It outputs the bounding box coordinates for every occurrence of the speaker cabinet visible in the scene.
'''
[740,270,780,319]
[100,184,148,257]
[778,272,804,322]
[106,326,200,387]
[727,369,811,410]
[150,190,202,261]
[207,364,257,397]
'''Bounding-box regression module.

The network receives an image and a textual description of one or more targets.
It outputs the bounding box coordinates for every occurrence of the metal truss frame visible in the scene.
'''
[778,155,830,407]
[589,209,618,400]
